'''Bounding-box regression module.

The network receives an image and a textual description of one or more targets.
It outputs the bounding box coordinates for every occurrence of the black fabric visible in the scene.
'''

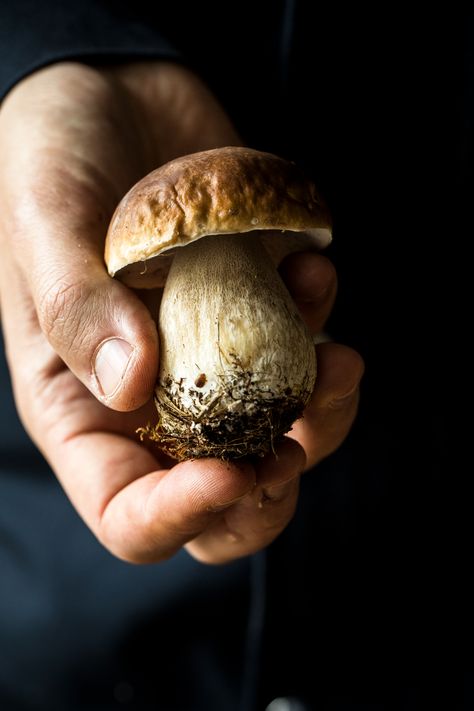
[0,1,181,100]
[0,3,465,710]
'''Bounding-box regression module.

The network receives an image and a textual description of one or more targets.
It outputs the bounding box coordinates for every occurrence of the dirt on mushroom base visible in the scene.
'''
[138,366,313,461]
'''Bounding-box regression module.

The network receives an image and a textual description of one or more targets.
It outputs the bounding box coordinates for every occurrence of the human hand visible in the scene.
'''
[0,61,363,564]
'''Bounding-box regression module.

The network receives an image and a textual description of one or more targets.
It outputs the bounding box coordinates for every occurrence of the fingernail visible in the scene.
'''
[298,282,333,303]
[260,477,300,505]
[328,385,360,410]
[313,332,332,345]
[94,338,133,397]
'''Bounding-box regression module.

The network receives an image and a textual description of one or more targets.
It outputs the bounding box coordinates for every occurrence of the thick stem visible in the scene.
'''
[149,233,316,460]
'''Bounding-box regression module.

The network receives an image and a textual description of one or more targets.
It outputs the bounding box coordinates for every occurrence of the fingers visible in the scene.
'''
[186,341,363,565]
[278,255,363,466]
[62,432,302,566]
[279,252,337,334]
[290,342,365,468]
[186,437,306,564]
[53,431,257,564]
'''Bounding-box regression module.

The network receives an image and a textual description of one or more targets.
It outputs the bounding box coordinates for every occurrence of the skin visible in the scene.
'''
[0,61,364,565]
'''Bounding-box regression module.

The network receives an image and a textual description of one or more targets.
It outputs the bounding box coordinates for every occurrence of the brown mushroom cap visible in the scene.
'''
[105,146,332,288]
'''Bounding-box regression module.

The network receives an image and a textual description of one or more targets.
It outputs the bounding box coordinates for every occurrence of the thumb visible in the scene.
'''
[0,62,160,412]
[34,254,159,411]
[3,175,160,411]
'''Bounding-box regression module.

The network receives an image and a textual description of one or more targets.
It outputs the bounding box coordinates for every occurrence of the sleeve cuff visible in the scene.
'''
[0,2,182,100]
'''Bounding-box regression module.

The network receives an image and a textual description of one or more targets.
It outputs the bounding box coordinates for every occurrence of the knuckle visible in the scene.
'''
[97,529,166,565]
[257,487,298,531]
[95,516,138,563]
[37,275,96,353]
[98,537,141,564]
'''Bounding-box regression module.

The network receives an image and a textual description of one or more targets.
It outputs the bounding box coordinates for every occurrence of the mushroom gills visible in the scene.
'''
[147,232,316,460]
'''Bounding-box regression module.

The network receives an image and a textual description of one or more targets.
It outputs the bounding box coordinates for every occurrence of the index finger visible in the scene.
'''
[57,431,257,564]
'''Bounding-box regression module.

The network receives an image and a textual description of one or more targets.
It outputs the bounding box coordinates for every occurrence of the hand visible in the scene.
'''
[0,61,363,564]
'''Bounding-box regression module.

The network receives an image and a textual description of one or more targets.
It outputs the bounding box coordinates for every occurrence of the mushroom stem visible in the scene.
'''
[150,232,316,460]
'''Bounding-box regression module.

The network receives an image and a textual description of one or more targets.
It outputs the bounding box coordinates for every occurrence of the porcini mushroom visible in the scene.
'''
[105,147,332,460]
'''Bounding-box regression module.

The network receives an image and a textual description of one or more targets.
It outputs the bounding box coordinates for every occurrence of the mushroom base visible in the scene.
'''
[140,375,312,461]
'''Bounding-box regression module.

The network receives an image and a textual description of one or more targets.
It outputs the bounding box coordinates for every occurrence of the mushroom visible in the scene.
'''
[105,147,332,460]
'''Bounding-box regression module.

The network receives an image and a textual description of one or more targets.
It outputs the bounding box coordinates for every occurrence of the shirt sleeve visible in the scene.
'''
[0,0,181,100]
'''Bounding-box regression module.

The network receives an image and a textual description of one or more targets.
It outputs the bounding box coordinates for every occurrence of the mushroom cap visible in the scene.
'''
[105,146,332,288]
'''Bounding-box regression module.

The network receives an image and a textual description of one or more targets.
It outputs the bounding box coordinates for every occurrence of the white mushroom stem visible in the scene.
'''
[149,232,316,460]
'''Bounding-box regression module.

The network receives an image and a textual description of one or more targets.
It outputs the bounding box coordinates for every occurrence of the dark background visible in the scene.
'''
[0,2,466,709]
